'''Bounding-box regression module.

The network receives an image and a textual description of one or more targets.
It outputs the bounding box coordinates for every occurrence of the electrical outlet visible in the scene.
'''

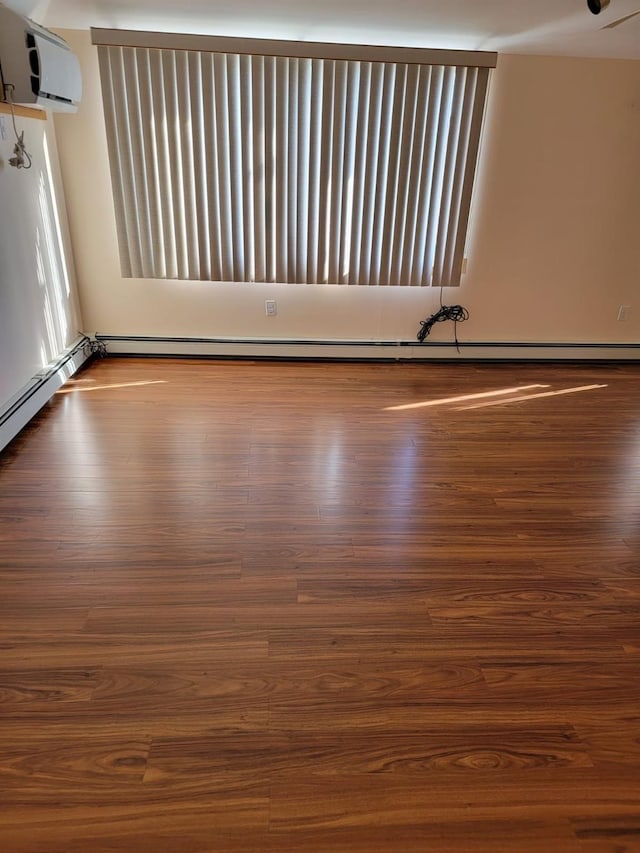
[618,305,632,322]
[0,117,6,141]
[265,299,277,317]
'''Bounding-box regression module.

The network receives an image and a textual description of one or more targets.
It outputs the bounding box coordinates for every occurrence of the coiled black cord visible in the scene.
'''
[417,305,469,351]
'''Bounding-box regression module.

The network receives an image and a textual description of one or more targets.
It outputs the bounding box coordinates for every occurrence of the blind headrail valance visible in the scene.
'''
[90,28,498,70]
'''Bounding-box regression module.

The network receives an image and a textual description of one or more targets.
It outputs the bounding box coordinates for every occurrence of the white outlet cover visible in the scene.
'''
[618,305,632,322]
[0,117,6,141]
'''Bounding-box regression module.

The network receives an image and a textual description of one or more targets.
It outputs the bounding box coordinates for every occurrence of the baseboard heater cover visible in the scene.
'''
[0,336,91,452]
[96,336,640,362]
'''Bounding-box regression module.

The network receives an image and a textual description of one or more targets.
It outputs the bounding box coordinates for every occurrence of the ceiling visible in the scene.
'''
[6,0,640,60]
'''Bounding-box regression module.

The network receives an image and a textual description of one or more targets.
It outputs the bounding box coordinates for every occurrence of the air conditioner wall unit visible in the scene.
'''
[0,4,81,113]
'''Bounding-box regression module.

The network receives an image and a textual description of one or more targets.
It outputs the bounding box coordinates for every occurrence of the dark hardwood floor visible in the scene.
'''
[1,357,640,852]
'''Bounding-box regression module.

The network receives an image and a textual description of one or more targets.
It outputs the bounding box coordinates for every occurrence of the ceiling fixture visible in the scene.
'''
[588,0,640,28]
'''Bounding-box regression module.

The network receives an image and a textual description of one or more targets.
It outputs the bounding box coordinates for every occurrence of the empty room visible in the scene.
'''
[1,0,640,850]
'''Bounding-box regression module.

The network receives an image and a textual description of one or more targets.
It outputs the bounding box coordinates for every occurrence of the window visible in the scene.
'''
[94,29,495,286]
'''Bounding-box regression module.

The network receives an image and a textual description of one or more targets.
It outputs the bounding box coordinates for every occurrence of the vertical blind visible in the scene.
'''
[96,34,493,286]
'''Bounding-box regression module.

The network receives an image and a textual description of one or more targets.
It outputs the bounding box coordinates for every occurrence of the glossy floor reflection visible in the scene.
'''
[1,357,639,852]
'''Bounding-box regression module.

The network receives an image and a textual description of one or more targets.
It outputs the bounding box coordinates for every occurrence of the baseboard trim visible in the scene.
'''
[0,336,92,452]
[96,335,640,362]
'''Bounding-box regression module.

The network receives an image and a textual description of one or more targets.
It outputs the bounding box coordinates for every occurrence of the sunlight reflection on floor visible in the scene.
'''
[57,380,168,394]
[458,384,608,410]
[385,385,550,411]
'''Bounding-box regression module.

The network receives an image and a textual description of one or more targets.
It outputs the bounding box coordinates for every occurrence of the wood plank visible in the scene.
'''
[146,727,593,777]
[265,823,584,853]
[0,101,46,121]
[269,770,640,828]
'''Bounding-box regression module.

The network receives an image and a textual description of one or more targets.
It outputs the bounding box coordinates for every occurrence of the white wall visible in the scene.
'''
[54,32,640,347]
[0,110,82,410]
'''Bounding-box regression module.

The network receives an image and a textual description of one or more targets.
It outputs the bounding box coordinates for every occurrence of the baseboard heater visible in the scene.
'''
[0,336,91,453]
[96,336,640,362]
